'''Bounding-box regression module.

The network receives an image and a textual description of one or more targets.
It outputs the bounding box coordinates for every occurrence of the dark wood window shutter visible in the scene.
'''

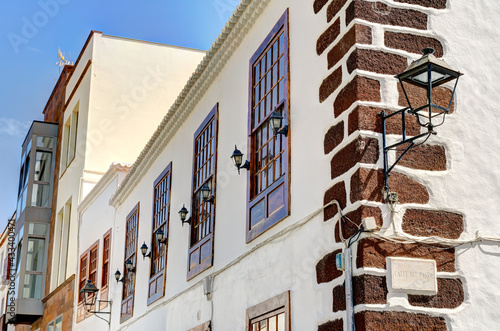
[188,104,218,280]
[120,203,139,323]
[148,162,172,304]
[247,10,290,243]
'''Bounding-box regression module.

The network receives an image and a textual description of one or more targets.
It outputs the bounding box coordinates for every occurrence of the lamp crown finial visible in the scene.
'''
[421,47,435,55]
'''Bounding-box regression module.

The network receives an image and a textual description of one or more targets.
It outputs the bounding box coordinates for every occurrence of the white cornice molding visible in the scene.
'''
[79,162,131,214]
[110,0,271,208]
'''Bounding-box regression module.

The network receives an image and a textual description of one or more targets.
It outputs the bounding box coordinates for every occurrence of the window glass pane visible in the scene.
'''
[55,316,63,331]
[23,274,42,299]
[29,223,47,236]
[15,240,22,274]
[32,184,50,208]
[23,155,30,188]
[21,188,27,210]
[25,140,32,159]
[26,238,45,272]
[47,322,54,331]
[34,151,52,182]
[37,136,54,149]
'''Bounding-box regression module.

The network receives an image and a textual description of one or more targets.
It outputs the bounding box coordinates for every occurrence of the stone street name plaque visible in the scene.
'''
[387,257,437,295]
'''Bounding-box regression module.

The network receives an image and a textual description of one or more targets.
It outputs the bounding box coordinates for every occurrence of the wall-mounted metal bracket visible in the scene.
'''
[380,108,434,201]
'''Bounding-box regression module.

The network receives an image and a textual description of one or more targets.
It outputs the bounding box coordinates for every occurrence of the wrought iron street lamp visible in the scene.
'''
[381,48,462,201]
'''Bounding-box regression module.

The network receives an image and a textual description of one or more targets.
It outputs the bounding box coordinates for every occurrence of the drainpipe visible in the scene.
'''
[344,247,355,331]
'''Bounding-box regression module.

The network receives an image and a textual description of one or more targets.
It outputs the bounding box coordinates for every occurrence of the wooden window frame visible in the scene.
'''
[148,162,172,305]
[120,203,140,323]
[100,229,111,310]
[247,10,290,243]
[76,240,98,323]
[187,104,219,280]
[246,291,290,331]
[189,321,211,331]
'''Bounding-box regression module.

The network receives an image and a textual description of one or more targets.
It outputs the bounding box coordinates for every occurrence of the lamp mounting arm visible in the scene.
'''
[380,109,434,200]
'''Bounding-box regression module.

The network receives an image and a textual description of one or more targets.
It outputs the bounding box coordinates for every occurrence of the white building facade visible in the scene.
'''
[7,0,500,330]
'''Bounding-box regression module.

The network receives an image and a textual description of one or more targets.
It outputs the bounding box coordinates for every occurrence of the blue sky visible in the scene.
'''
[0,0,240,229]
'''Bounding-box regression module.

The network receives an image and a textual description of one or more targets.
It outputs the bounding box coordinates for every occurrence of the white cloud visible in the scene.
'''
[0,118,31,137]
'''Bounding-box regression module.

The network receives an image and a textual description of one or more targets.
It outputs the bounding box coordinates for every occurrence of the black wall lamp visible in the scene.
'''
[269,104,288,138]
[178,204,191,226]
[381,48,462,201]
[200,183,215,203]
[155,229,168,244]
[140,242,151,259]
[231,145,250,174]
[115,259,135,283]
[80,280,111,324]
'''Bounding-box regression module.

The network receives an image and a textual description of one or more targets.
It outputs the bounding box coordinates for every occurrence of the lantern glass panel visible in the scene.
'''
[412,70,448,85]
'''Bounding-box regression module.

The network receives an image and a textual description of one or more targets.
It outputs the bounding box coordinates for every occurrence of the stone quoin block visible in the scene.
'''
[356,238,456,272]
[385,31,444,57]
[355,311,447,331]
[324,121,344,154]
[324,181,347,221]
[316,249,344,284]
[408,278,464,308]
[396,144,447,171]
[353,274,388,305]
[402,209,464,239]
[314,0,330,14]
[334,76,381,118]
[346,1,428,30]
[350,168,429,204]
[317,19,341,55]
[320,67,343,103]
[327,0,349,22]
[398,84,455,113]
[318,319,344,331]
[330,136,379,179]
[327,24,372,69]
[332,285,346,312]
[347,49,408,75]
[335,205,383,241]
[394,0,447,9]
[347,105,421,136]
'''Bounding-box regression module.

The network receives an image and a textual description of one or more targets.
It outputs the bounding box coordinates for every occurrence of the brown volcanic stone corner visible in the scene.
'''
[314,0,330,13]
[346,1,428,30]
[316,249,343,284]
[324,181,347,221]
[347,49,408,75]
[332,285,346,312]
[355,311,447,331]
[331,136,379,179]
[398,83,455,113]
[324,121,344,154]
[394,0,447,9]
[327,0,349,22]
[397,144,447,171]
[350,168,429,204]
[348,105,421,136]
[408,278,464,308]
[403,209,464,239]
[353,274,387,305]
[356,238,456,272]
[319,319,344,331]
[320,67,343,103]
[385,31,444,57]
[318,19,341,55]
[327,24,372,69]
[334,76,381,117]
